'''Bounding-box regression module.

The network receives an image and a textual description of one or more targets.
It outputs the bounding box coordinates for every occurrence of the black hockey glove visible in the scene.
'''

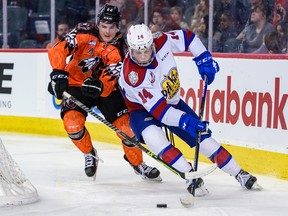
[81,78,103,99]
[47,69,69,99]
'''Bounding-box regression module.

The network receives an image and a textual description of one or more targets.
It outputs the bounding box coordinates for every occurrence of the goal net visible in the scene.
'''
[0,138,39,206]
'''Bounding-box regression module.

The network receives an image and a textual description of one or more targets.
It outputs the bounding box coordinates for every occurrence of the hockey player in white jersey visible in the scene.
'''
[118,24,262,196]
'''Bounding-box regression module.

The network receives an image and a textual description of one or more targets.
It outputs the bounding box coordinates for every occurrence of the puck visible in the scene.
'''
[157,204,167,208]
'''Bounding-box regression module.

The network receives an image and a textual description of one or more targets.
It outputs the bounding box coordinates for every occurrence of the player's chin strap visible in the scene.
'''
[62,91,217,180]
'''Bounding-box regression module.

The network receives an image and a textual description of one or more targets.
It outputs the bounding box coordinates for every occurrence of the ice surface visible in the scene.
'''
[0,133,287,216]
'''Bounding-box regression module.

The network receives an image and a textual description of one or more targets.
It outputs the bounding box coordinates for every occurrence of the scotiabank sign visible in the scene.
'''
[181,76,287,130]
[176,55,288,152]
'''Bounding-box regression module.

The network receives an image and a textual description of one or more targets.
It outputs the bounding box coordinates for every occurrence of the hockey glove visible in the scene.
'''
[81,78,103,98]
[47,69,69,99]
[179,114,208,138]
[193,51,219,85]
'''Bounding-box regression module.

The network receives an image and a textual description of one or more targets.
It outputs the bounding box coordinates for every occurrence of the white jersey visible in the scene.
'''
[119,29,206,127]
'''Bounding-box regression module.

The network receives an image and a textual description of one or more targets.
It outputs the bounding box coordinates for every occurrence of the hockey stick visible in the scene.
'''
[192,76,208,196]
[164,126,175,146]
[180,77,209,208]
[62,91,217,181]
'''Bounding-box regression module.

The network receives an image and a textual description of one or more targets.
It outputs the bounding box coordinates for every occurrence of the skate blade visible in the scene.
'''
[92,160,100,182]
[141,175,163,182]
[180,194,194,208]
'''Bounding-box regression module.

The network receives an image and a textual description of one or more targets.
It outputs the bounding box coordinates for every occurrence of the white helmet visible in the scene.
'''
[126,24,155,66]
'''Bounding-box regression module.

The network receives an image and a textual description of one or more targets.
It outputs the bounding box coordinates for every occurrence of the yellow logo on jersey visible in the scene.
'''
[161,68,180,99]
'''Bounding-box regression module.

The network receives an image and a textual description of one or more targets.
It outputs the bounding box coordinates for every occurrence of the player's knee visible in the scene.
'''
[63,110,86,140]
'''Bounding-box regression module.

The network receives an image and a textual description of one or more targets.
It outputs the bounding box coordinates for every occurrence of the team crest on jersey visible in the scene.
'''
[153,32,162,39]
[78,56,102,73]
[161,68,180,99]
[128,71,138,85]
[149,71,155,84]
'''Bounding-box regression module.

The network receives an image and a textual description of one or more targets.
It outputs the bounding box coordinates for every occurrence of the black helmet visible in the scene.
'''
[98,4,121,24]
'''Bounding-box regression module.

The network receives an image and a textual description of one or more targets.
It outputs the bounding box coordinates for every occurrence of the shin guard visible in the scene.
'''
[113,114,143,166]
[63,110,93,154]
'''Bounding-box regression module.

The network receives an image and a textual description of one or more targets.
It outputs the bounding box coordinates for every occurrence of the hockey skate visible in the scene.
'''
[235,169,263,190]
[124,155,162,182]
[84,148,99,180]
[186,178,209,197]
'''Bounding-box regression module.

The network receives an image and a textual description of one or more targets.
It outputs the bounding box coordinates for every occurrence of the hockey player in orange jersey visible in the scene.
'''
[47,4,161,181]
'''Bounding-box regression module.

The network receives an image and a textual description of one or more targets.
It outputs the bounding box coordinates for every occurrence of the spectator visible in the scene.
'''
[264,31,282,53]
[107,0,143,40]
[253,0,274,21]
[236,4,275,53]
[213,0,249,35]
[189,0,209,34]
[166,0,197,13]
[149,10,177,33]
[57,0,90,27]
[213,11,238,52]
[272,0,288,26]
[46,23,69,49]
[197,15,209,48]
[169,6,189,30]
[149,0,171,14]
[276,21,288,53]
[253,31,282,53]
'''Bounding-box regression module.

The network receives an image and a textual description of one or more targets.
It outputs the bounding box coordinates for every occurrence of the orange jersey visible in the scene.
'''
[46,35,61,49]
[48,23,125,97]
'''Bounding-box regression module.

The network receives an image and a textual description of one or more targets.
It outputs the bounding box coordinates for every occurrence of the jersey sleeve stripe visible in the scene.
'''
[183,29,195,51]
[150,97,170,121]
[154,33,168,52]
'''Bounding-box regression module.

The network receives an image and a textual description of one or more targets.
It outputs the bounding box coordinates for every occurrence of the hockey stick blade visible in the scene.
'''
[252,181,263,190]
[185,163,217,179]
[179,194,194,208]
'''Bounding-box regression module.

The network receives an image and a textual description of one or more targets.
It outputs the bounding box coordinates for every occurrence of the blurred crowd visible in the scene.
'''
[0,0,287,53]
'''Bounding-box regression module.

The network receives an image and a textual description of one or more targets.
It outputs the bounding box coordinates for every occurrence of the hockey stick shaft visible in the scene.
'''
[192,76,208,196]
[62,91,216,180]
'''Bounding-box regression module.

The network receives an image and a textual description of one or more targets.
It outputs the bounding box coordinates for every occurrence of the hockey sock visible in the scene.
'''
[199,137,241,176]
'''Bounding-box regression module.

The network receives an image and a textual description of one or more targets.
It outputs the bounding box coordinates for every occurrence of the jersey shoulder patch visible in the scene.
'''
[123,57,147,87]
[153,32,167,52]
[75,22,97,35]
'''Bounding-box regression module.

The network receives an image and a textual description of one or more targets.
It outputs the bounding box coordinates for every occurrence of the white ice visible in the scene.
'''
[0,132,287,216]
